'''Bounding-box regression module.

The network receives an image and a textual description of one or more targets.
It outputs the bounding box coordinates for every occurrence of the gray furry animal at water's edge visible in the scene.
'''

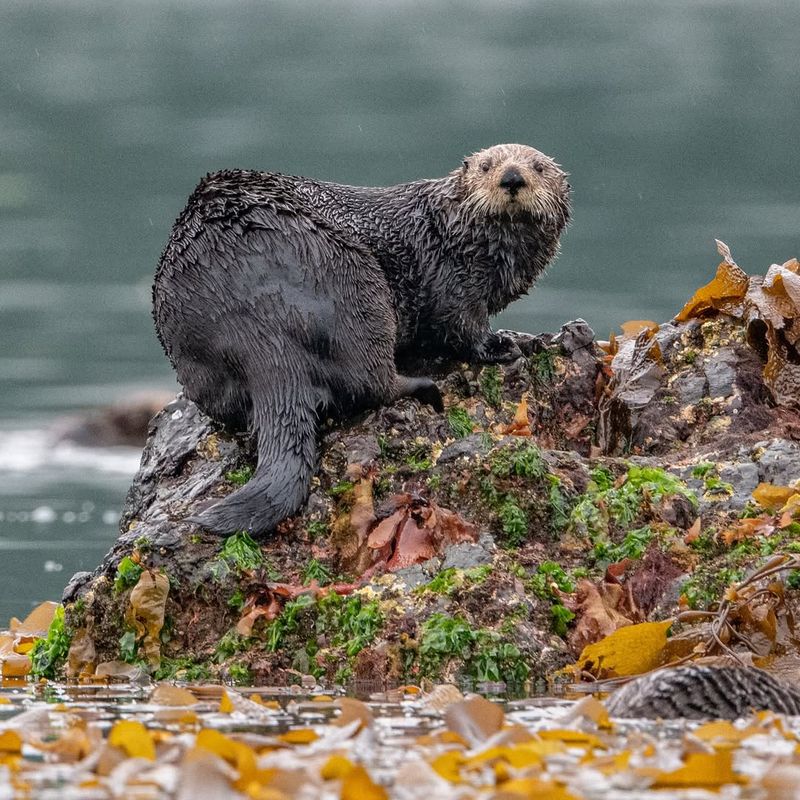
[605,664,800,719]
[152,144,571,535]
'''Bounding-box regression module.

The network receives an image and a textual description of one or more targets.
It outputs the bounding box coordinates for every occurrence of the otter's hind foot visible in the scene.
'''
[394,376,444,413]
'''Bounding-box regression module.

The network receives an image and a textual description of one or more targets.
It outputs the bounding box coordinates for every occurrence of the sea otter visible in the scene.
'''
[153,143,570,535]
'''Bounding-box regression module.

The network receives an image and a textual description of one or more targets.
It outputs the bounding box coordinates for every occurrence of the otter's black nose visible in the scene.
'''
[499,167,526,196]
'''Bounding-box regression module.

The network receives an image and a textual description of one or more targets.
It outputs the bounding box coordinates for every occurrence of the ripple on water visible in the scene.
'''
[0,428,142,476]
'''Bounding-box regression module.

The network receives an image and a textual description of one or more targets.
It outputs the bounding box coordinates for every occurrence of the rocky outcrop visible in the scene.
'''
[58,307,800,689]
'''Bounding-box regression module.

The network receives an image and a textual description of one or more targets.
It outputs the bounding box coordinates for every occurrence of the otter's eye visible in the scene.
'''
[534,162,544,174]
[462,159,469,170]
[480,161,491,173]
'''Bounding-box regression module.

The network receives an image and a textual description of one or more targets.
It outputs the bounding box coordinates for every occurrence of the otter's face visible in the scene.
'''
[458,143,569,219]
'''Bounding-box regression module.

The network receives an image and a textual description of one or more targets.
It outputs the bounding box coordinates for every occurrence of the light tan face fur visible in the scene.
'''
[457,143,568,218]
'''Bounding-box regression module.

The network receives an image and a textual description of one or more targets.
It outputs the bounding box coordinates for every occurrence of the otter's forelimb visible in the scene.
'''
[471,331,523,363]
[438,302,523,364]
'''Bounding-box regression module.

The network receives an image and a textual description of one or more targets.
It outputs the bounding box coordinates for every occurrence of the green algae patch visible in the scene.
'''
[210,531,273,581]
[113,556,143,593]
[30,606,70,680]
[302,558,334,586]
[592,524,655,564]
[257,591,383,680]
[419,612,529,685]
[692,462,735,500]
[479,365,503,408]
[477,441,575,547]
[328,480,355,497]
[154,656,213,682]
[529,346,558,389]
[225,465,254,485]
[490,441,547,480]
[219,531,263,570]
[527,561,583,636]
[418,566,493,596]
[569,465,698,563]
[447,406,474,439]
[498,496,528,546]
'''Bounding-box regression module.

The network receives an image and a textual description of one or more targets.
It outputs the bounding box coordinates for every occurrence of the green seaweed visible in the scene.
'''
[214,630,250,662]
[419,613,475,676]
[420,565,492,596]
[498,496,528,546]
[266,594,316,652]
[419,612,530,684]
[155,657,213,682]
[691,462,715,478]
[528,561,575,599]
[225,466,254,486]
[680,565,745,610]
[529,347,558,389]
[527,561,579,637]
[30,606,70,680]
[113,556,143,593]
[491,442,547,480]
[547,474,570,532]
[472,636,529,684]
[302,558,333,586]
[220,531,264,570]
[592,524,655,564]
[119,629,138,663]
[447,406,474,439]
[306,519,329,540]
[479,366,503,408]
[328,480,355,497]
[316,593,382,657]
[570,465,697,544]
[550,604,576,637]
[227,663,252,685]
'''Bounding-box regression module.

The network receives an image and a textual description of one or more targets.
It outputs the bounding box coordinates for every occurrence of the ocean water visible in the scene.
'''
[1,0,798,621]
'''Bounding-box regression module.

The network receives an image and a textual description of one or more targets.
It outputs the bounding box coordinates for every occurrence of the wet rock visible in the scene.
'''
[718,461,761,509]
[342,434,381,466]
[61,571,92,603]
[392,565,430,589]
[704,347,738,399]
[57,316,800,686]
[754,439,800,485]
[440,532,495,571]
[496,329,541,357]
[55,391,174,448]
[438,434,490,464]
[553,318,596,363]
[653,322,683,354]
[674,373,708,405]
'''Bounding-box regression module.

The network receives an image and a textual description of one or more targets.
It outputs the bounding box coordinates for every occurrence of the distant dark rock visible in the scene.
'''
[55,392,174,448]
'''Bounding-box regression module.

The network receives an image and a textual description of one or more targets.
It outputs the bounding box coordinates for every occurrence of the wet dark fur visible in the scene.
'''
[153,145,570,535]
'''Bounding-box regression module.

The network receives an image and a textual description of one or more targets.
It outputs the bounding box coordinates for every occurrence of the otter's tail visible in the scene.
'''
[190,384,318,536]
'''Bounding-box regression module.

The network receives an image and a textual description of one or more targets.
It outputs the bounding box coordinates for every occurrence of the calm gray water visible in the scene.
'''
[1,0,798,621]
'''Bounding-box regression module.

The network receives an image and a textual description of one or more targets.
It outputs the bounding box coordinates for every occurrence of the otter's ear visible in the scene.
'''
[462,159,469,171]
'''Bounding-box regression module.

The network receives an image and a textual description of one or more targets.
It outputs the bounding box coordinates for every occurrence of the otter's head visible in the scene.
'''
[457,143,570,220]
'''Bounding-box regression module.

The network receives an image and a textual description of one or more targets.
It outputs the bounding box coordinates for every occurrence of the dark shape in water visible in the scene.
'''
[606,664,800,719]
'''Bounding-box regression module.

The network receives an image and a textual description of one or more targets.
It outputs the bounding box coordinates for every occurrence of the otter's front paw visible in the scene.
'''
[473,332,522,363]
